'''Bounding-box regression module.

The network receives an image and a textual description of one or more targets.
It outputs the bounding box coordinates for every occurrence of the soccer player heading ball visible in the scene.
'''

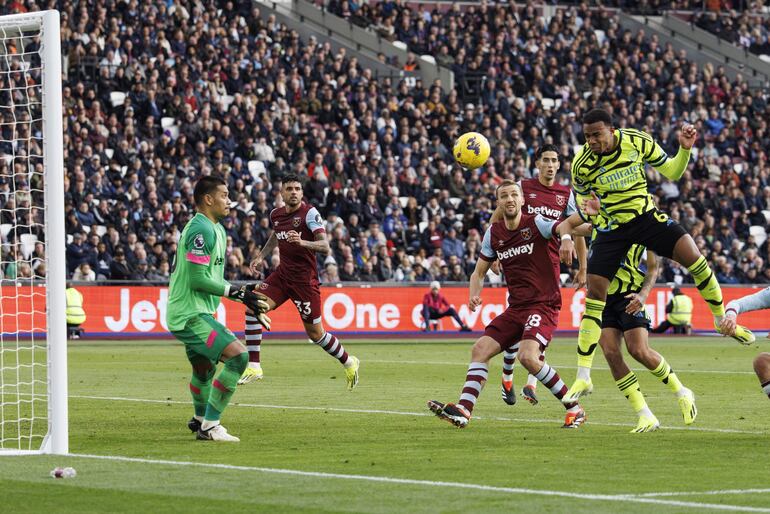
[561,108,755,403]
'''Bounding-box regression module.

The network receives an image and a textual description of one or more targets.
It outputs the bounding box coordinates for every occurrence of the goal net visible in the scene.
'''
[0,10,66,455]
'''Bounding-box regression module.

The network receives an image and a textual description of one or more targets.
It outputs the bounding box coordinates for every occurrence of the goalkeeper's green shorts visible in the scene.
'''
[171,313,237,364]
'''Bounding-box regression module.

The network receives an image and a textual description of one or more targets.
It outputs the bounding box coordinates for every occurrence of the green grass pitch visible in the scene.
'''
[1,336,769,513]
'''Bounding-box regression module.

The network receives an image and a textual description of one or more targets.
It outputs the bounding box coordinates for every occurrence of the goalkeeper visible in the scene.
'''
[561,108,755,403]
[166,176,271,442]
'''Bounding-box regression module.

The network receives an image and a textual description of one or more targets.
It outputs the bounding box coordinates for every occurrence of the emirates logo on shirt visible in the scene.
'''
[292,217,302,228]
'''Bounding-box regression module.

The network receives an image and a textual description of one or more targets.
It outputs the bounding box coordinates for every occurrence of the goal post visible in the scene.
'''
[0,9,66,455]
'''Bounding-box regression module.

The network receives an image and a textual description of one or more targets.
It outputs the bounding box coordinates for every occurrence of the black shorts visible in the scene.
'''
[602,293,651,332]
[587,209,688,280]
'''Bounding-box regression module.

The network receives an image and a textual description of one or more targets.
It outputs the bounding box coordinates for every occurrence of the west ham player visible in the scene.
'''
[427,180,586,428]
[167,176,271,442]
[720,289,770,403]
[238,174,360,389]
[493,145,588,406]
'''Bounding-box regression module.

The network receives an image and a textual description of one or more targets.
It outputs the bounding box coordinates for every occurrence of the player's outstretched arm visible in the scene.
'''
[554,212,587,266]
[571,223,593,237]
[625,250,658,315]
[469,258,492,312]
[563,190,588,288]
[650,124,696,181]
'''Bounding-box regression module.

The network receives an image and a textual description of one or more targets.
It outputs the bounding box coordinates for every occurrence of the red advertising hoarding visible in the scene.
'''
[3,285,769,336]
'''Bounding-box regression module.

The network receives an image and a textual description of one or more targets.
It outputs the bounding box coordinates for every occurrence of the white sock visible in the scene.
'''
[638,405,655,418]
[194,415,204,422]
[343,355,354,367]
[248,362,262,370]
[526,374,538,387]
[675,386,689,399]
[201,419,220,431]
[576,366,591,381]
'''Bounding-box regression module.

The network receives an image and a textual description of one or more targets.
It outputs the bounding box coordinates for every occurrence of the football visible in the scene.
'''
[453,132,490,170]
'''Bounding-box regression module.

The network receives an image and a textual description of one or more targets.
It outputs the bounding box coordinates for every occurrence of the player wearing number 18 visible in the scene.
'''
[427,180,587,429]
[561,108,755,404]
[238,173,360,389]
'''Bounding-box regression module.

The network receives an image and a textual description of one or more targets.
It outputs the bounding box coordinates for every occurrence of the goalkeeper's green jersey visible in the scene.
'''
[167,213,230,332]
[571,128,690,231]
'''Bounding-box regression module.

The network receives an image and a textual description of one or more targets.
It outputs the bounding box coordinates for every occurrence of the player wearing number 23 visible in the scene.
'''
[237,173,360,389]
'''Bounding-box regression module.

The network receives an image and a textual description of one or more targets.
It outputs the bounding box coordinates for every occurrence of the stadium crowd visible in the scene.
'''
[1,0,769,287]
[694,7,770,57]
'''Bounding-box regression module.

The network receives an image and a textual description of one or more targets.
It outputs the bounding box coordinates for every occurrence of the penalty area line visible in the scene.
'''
[66,453,770,513]
[70,394,768,435]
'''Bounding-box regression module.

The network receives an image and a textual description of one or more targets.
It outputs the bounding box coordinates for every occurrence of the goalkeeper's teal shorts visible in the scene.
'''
[172,313,237,364]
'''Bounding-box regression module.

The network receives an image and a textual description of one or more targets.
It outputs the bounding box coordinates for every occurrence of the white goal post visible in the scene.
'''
[0,10,66,455]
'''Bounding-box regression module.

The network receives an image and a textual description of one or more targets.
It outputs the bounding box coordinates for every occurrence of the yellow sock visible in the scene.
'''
[616,372,646,413]
[577,298,605,369]
[651,358,683,394]
[687,256,725,318]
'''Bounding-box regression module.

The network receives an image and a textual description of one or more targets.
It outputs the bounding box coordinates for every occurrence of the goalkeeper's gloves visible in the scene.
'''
[227,285,272,330]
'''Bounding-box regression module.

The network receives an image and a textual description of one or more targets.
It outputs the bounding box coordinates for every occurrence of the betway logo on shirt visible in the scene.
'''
[496,243,534,260]
[527,204,561,219]
[275,231,292,240]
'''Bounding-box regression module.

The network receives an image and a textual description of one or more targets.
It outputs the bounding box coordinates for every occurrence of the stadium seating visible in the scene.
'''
[0,0,767,286]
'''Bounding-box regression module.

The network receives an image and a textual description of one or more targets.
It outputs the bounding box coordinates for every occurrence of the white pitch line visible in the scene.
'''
[634,488,770,498]
[70,394,768,435]
[65,453,770,513]
[366,359,756,375]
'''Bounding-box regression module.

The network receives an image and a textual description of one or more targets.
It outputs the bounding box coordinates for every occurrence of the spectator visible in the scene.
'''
[109,249,132,281]
[66,233,89,275]
[339,261,360,282]
[72,263,96,282]
[322,262,341,284]
[441,227,465,260]
[359,261,378,282]
[413,262,432,282]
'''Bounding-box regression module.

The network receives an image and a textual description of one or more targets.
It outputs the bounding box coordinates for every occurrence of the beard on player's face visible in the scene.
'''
[503,201,520,219]
[283,190,302,207]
